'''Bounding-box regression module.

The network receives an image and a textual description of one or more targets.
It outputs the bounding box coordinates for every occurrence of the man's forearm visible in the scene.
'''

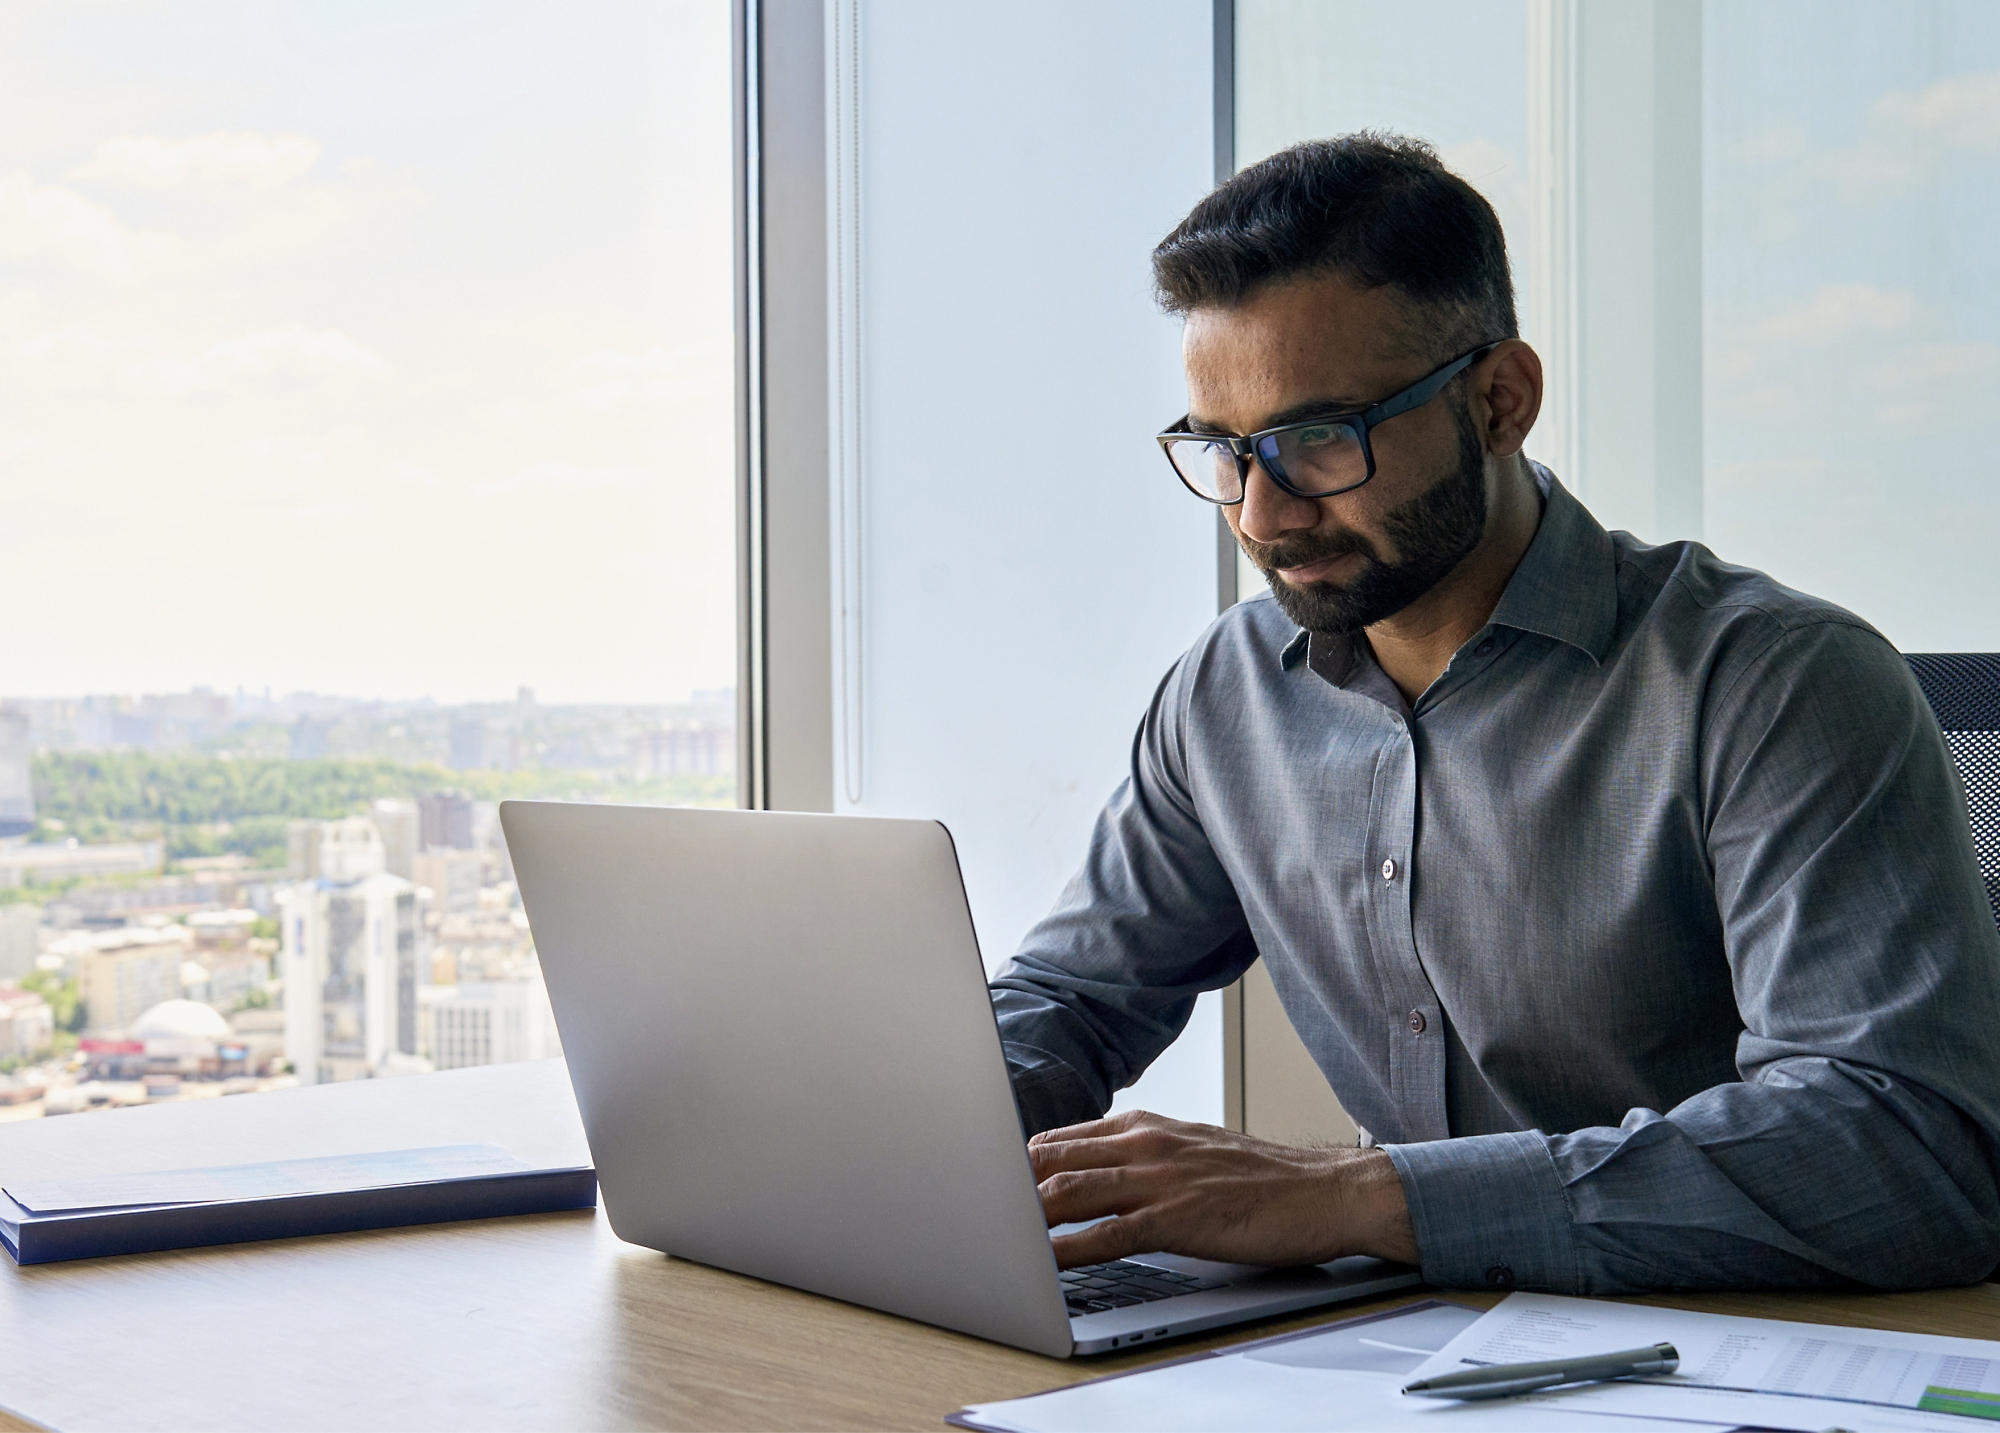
[1387,1065,2000,1294]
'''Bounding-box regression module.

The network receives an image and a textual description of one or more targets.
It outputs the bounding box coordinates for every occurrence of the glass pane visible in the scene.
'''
[1232,0,1537,603]
[0,2,734,1095]
[1704,0,2000,649]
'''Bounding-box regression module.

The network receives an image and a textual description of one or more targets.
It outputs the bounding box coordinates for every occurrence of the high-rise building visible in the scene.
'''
[370,799,419,880]
[449,719,516,772]
[420,973,561,1071]
[287,820,324,880]
[412,850,484,916]
[419,791,478,851]
[0,708,34,838]
[0,904,40,981]
[280,818,426,1083]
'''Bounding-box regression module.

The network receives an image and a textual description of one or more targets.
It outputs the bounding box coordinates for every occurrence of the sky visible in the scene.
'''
[1702,0,2000,651]
[1237,0,2000,651]
[0,0,735,704]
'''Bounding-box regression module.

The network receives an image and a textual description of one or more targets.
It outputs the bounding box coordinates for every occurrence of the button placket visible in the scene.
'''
[1369,716,1449,1143]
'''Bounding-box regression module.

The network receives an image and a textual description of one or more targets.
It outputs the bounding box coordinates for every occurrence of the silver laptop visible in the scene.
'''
[502,802,1420,1357]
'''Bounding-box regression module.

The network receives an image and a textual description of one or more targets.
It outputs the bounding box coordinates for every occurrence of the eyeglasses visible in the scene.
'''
[1156,342,1500,506]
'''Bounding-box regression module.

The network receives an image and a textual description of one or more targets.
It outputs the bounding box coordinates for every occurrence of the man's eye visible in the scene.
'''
[1295,425,1342,448]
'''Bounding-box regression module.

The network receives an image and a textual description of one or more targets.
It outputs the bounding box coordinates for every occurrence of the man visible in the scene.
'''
[991,133,2000,1294]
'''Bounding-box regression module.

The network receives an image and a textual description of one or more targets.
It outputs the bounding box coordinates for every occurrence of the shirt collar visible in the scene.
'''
[1275,463,1617,673]
[1486,465,1617,664]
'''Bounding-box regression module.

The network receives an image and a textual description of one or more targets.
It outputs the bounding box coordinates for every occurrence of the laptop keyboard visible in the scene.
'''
[1058,1259,1227,1316]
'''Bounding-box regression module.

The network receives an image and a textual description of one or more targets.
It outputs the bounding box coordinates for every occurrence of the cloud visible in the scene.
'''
[0,171,171,278]
[1760,69,2000,202]
[156,327,390,395]
[1871,70,2000,151]
[72,132,322,190]
[1710,282,2000,432]
[10,324,389,396]
[567,341,728,411]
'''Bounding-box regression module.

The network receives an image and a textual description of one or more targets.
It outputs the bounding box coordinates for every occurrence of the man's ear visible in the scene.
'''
[1477,341,1543,458]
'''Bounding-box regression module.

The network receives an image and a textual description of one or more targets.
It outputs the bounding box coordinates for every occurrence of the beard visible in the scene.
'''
[1244,398,1488,636]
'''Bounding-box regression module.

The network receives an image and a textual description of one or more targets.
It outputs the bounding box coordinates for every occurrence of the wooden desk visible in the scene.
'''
[2,1060,1997,1432]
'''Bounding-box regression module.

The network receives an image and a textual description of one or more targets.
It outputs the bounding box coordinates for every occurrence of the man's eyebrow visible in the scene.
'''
[1180,397,1369,437]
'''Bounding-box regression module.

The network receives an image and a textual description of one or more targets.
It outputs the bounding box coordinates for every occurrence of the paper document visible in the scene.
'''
[1411,1292,2000,1432]
[953,1300,1734,1433]
[3,1144,530,1213]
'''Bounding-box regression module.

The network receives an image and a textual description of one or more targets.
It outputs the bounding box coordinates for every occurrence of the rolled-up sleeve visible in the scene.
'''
[991,656,1259,1136]
[1388,619,2000,1293]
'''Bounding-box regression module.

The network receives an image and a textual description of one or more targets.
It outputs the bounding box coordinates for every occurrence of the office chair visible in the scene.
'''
[1906,653,2000,932]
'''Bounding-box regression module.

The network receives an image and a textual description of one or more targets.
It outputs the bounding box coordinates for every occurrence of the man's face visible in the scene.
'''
[1183,274,1490,635]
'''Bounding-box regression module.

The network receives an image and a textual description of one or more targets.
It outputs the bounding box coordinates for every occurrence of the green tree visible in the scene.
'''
[20,970,83,1033]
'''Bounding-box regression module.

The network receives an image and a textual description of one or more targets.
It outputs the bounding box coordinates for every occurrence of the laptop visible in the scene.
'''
[501,801,1420,1357]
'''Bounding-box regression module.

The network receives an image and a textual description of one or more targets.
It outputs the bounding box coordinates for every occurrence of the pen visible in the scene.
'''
[1401,1342,1679,1400]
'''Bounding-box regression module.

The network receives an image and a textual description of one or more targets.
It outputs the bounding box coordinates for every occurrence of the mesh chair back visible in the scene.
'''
[1906,653,2000,931]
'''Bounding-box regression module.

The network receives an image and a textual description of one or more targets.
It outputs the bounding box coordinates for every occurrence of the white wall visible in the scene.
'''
[827,0,1224,1124]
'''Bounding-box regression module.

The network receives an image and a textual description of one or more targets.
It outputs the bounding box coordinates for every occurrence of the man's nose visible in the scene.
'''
[1235,459,1323,545]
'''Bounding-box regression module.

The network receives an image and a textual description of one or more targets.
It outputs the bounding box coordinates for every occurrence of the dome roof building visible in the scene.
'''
[130,999,232,1042]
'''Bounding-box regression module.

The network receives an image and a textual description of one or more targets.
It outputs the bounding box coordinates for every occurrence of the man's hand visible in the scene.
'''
[1027,1109,1419,1270]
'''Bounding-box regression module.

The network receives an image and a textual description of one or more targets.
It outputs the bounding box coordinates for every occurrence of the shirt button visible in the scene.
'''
[1407,1009,1427,1034]
[1475,637,1496,657]
[1380,858,1397,881]
[1485,1265,1515,1290]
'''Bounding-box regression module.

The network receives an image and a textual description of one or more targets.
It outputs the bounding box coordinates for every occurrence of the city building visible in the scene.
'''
[280,818,426,1083]
[412,850,483,917]
[287,820,327,879]
[0,708,33,837]
[449,719,517,772]
[81,998,248,1080]
[370,799,419,879]
[73,926,192,1033]
[0,904,39,981]
[630,722,735,778]
[48,870,283,929]
[0,839,163,890]
[0,985,53,1060]
[419,975,560,1071]
[419,791,478,851]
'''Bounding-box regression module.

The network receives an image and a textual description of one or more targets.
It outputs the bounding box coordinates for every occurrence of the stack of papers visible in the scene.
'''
[956,1292,2000,1432]
[1409,1293,2000,1431]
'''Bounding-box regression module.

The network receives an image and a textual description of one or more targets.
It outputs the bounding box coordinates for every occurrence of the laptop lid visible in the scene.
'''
[502,801,1076,1357]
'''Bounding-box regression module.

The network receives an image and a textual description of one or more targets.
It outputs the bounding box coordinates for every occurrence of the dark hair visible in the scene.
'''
[1151,132,1517,358]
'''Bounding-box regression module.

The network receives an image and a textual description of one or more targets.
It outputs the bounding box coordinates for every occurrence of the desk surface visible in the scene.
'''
[3,1060,1998,1432]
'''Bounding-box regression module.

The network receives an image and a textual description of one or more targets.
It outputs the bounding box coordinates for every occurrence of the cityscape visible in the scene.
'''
[0,687,735,1120]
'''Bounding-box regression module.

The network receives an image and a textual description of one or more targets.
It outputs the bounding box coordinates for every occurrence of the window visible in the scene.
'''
[1704,0,2000,650]
[0,2,735,1100]
[1233,0,2000,652]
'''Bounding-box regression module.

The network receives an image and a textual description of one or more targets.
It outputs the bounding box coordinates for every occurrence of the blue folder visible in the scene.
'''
[0,1143,596,1264]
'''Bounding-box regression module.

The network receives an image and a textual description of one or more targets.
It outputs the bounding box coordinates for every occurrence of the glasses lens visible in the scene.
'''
[1165,437,1242,503]
[1260,421,1367,496]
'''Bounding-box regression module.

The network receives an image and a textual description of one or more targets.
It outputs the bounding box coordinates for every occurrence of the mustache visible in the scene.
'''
[1240,528,1380,579]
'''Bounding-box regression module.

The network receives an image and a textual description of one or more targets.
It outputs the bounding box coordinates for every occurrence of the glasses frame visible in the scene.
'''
[1155,341,1501,506]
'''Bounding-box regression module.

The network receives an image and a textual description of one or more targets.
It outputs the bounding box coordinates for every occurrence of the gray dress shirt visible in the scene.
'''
[991,471,2000,1294]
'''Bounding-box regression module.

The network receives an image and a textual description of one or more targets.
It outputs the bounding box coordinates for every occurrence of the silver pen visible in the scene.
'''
[1402,1341,1680,1400]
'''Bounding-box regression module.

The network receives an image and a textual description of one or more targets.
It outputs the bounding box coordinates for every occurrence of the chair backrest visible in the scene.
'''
[1906,653,2000,931]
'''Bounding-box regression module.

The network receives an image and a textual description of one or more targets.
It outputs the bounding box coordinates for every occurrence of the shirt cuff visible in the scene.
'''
[1001,1041,1106,1138]
[1383,1131,1579,1293]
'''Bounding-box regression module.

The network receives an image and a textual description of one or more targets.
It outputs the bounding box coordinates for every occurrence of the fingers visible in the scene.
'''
[1029,1131,1130,1179]
[1036,1163,1142,1226]
[1028,1109,1185,1182]
[1028,1107,1151,1149]
[1051,1220,1144,1269]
